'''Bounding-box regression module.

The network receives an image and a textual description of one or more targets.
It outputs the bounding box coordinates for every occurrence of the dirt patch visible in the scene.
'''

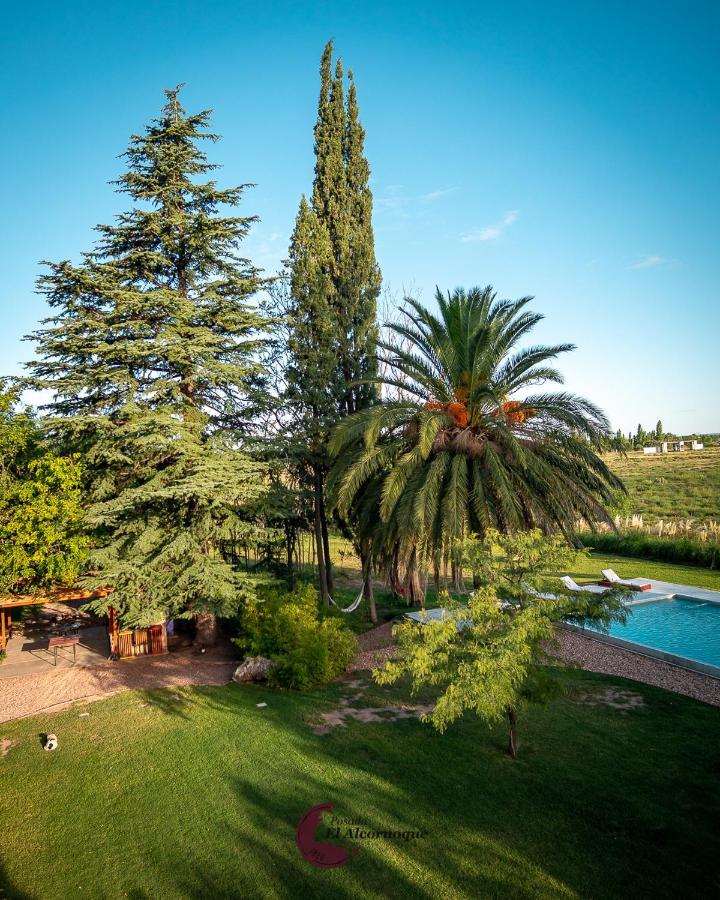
[310,702,435,735]
[0,644,238,723]
[1,738,14,757]
[309,673,433,734]
[572,687,646,710]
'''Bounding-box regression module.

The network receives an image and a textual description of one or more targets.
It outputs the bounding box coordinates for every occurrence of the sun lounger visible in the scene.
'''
[601,569,652,591]
[559,575,609,595]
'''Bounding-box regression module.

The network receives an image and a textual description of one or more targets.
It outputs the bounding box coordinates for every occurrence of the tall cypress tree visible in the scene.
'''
[26,88,267,641]
[287,41,381,604]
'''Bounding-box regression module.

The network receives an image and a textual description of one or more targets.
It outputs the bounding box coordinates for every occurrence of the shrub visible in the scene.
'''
[578,530,719,568]
[233,583,357,690]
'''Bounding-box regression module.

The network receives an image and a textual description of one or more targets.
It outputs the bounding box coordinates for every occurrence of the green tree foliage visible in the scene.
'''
[285,40,381,605]
[0,384,87,594]
[375,529,626,756]
[330,288,624,599]
[25,89,267,636]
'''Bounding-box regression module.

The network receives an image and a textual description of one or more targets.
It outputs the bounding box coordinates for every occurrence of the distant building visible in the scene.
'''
[643,438,703,454]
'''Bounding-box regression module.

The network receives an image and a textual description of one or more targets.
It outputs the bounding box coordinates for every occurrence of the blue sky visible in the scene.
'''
[2,0,718,434]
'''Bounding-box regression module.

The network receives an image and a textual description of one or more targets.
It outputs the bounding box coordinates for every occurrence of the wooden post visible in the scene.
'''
[108,606,119,660]
[1,607,6,653]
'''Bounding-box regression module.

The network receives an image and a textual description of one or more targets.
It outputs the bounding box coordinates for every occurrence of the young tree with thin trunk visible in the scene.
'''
[375,530,626,757]
[26,88,267,641]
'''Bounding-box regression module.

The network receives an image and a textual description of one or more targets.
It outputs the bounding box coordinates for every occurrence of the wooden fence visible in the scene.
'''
[111,623,167,659]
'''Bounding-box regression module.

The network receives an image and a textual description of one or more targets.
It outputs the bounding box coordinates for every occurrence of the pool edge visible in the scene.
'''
[559,622,720,681]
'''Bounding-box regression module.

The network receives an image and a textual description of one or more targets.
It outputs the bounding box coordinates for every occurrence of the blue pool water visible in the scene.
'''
[585,597,720,669]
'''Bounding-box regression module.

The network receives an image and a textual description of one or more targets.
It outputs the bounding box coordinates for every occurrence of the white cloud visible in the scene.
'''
[462,209,520,242]
[627,254,668,270]
[419,187,457,202]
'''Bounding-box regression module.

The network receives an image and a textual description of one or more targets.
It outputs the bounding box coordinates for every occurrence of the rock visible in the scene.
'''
[232,656,275,683]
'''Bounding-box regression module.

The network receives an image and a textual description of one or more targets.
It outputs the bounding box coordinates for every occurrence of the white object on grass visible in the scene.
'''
[256,702,268,708]
[44,734,58,751]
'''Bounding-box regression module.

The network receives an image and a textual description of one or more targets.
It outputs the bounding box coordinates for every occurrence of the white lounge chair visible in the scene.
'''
[559,575,609,595]
[601,569,651,591]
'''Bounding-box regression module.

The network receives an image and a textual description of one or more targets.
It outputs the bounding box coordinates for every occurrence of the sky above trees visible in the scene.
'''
[2,0,718,434]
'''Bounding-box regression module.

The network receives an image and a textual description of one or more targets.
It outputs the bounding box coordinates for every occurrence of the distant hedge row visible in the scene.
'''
[578,530,719,569]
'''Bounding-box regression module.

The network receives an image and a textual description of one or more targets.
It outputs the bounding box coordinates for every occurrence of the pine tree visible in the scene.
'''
[286,40,381,605]
[26,88,268,640]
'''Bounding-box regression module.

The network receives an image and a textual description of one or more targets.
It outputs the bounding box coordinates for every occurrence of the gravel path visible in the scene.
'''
[348,621,720,707]
[0,647,237,722]
[554,629,720,707]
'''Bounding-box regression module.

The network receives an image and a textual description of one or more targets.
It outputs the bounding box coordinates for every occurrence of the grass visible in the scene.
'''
[604,446,720,524]
[2,669,719,898]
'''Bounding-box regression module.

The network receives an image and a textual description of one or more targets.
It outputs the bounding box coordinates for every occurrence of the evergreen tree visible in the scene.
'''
[286,197,339,604]
[26,88,267,641]
[341,69,382,416]
[656,419,664,441]
[286,41,381,605]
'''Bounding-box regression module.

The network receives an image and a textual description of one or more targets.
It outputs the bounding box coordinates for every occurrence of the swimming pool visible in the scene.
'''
[583,596,720,671]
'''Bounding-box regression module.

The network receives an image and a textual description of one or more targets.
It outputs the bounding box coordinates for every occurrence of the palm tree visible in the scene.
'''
[329,287,623,598]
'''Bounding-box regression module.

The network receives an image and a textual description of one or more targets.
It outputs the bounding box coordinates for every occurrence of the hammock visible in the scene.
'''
[328,582,365,613]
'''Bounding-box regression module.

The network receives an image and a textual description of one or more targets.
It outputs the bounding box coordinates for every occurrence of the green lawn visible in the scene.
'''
[2,667,719,899]
[566,550,720,590]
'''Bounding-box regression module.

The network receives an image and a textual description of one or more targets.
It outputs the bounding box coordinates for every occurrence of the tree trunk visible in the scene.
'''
[506,706,519,758]
[361,550,377,624]
[286,528,296,590]
[318,486,334,598]
[195,609,219,647]
[433,559,440,597]
[313,470,330,607]
[406,547,424,607]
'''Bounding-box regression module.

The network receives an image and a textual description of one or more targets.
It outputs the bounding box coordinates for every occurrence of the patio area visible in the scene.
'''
[0,622,109,679]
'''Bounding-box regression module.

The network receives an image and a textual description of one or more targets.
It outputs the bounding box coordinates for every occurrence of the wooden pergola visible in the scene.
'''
[0,588,111,654]
[0,587,167,660]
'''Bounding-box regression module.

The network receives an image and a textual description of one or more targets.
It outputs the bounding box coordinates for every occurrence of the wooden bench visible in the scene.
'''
[48,636,79,666]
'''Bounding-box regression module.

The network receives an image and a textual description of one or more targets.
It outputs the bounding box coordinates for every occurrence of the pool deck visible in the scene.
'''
[625,579,720,605]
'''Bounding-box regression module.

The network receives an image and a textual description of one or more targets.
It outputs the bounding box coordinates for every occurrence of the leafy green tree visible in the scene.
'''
[26,88,267,640]
[285,40,381,606]
[656,420,664,441]
[0,383,87,594]
[330,287,624,601]
[375,530,626,757]
[0,455,88,594]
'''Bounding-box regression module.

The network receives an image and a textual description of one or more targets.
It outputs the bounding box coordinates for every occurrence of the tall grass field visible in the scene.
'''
[605,446,720,525]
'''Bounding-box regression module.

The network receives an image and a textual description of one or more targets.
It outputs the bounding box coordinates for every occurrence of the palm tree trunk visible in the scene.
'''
[406,547,424,606]
[361,550,377,624]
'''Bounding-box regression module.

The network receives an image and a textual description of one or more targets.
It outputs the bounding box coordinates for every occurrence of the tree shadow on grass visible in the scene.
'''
[155,672,720,899]
[0,859,33,900]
